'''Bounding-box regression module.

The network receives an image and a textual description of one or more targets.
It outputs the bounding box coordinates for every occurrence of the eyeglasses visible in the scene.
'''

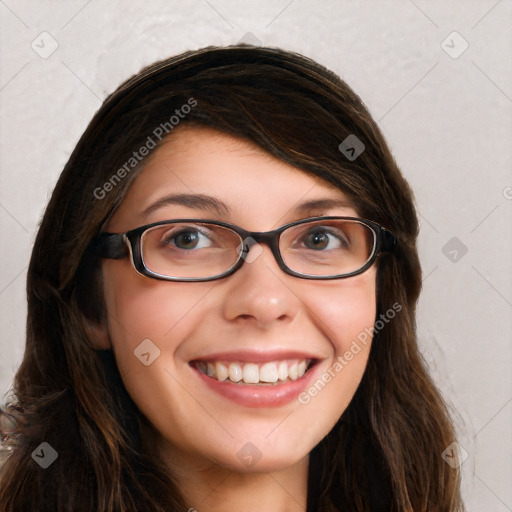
[95,216,396,282]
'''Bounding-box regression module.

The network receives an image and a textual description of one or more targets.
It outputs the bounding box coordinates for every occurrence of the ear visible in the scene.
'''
[84,317,112,350]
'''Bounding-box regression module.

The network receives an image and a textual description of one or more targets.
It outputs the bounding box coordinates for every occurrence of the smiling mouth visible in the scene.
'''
[190,359,316,386]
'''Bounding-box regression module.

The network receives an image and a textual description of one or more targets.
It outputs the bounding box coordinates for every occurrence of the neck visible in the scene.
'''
[179,458,309,512]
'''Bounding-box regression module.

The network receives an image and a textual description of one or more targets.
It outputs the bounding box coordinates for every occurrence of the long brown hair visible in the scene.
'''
[0,45,463,511]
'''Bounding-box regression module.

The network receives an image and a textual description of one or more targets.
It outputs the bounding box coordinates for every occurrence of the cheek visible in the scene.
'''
[100,263,223,453]
[305,270,377,354]
[101,260,214,380]
[295,271,376,423]
[103,259,210,338]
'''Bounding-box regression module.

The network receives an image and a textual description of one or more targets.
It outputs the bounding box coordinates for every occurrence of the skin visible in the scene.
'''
[94,125,377,512]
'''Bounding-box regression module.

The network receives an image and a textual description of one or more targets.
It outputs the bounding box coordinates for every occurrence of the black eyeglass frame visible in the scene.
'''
[95,216,396,282]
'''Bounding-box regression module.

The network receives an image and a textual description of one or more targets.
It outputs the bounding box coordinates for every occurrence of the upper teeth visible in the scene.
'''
[195,360,310,384]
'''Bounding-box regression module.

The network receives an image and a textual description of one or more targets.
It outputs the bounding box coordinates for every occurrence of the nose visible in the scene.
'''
[221,244,301,328]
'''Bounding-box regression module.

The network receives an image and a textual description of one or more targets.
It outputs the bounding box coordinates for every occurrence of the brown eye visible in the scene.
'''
[161,228,213,250]
[173,230,200,249]
[305,231,329,250]
[302,228,347,251]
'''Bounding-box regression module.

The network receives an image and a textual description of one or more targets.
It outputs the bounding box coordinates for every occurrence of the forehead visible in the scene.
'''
[107,125,358,231]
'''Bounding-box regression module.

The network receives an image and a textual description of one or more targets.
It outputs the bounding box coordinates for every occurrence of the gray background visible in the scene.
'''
[1,0,511,509]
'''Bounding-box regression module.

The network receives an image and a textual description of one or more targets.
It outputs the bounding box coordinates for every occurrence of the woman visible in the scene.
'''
[0,45,464,511]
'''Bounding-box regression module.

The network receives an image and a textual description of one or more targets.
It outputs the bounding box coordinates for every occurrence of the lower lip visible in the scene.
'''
[191,363,319,408]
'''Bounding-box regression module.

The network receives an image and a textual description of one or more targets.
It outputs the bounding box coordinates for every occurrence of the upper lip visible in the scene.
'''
[189,349,322,363]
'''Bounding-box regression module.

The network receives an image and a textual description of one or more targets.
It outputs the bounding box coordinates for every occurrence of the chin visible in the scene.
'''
[220,451,308,474]
[205,435,313,474]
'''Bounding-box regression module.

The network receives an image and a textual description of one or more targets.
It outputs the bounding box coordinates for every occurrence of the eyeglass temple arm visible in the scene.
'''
[380,228,396,253]
[95,233,129,259]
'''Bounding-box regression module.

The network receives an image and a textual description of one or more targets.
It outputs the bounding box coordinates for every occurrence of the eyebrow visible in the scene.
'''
[141,193,353,219]
[293,198,354,215]
[142,193,230,218]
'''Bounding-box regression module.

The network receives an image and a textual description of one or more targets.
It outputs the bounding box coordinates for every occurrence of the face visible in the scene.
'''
[99,125,377,474]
